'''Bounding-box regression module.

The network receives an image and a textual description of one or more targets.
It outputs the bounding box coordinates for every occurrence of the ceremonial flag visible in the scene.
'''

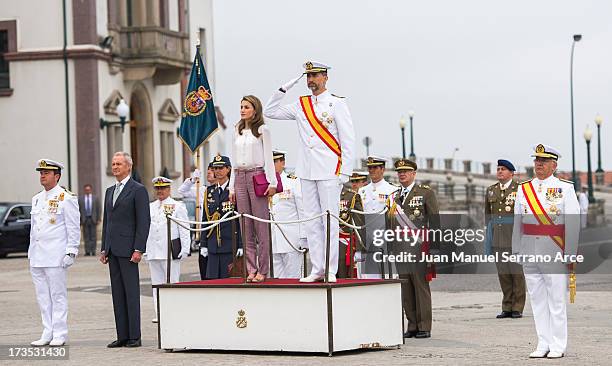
[178,46,218,153]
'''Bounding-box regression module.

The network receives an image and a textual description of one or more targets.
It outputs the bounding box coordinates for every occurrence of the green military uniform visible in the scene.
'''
[338,186,365,278]
[485,178,526,316]
[388,159,440,338]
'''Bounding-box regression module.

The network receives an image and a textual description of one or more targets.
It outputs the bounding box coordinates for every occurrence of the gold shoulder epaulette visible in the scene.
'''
[331,93,345,98]
[418,184,431,190]
[519,178,533,185]
[559,178,574,184]
[61,186,77,196]
[288,174,298,179]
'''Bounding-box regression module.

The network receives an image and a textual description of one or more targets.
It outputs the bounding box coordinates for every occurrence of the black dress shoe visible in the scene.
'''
[415,331,431,338]
[107,339,127,348]
[125,339,141,348]
[511,311,523,318]
[496,311,512,319]
[403,331,417,338]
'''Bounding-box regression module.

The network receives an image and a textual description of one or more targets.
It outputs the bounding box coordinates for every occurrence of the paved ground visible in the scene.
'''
[1,252,611,365]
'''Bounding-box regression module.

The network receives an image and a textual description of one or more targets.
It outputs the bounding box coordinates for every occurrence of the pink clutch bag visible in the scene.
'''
[253,172,283,197]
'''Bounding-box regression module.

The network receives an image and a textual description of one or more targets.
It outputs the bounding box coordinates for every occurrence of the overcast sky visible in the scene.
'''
[211,0,612,173]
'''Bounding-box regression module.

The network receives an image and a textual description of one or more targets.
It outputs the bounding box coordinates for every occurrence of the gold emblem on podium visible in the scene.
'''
[236,309,247,329]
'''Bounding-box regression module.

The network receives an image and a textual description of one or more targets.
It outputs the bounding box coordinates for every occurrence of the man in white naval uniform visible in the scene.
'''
[358,155,399,279]
[145,177,190,323]
[512,144,580,359]
[270,150,307,278]
[264,61,355,282]
[29,159,80,347]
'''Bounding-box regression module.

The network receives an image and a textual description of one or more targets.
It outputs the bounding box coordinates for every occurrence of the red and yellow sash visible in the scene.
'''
[521,181,565,251]
[299,96,342,175]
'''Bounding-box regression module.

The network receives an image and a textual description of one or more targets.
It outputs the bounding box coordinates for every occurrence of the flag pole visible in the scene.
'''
[194,34,202,242]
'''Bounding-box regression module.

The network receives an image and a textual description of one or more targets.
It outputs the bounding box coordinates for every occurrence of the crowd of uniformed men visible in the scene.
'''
[26,60,580,359]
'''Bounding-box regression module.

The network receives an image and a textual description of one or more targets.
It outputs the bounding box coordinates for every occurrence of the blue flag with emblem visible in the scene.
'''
[178,46,218,153]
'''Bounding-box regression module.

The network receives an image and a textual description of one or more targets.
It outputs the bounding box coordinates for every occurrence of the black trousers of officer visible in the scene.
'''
[108,253,141,341]
[198,253,208,280]
[83,217,97,255]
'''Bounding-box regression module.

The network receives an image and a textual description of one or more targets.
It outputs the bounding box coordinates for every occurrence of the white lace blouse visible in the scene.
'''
[230,124,277,192]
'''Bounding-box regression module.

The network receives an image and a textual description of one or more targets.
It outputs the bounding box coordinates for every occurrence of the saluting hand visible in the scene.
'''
[281,75,303,92]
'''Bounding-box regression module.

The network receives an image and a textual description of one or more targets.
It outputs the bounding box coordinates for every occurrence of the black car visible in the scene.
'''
[0,203,32,258]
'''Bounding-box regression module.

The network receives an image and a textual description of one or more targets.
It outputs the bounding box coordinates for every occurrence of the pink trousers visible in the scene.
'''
[234,168,271,275]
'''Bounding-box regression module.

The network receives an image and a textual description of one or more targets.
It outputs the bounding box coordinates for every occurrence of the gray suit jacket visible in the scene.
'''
[79,194,101,224]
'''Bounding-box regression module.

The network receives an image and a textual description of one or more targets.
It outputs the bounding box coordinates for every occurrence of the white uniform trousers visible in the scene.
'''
[524,263,568,353]
[300,179,342,276]
[30,267,68,342]
[273,252,303,278]
[148,259,181,318]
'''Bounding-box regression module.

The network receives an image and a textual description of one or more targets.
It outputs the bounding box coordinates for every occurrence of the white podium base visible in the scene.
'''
[154,278,404,355]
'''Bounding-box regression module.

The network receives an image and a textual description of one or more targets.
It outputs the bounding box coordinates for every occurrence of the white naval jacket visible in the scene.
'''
[145,197,191,260]
[271,171,306,254]
[264,89,355,181]
[29,185,80,267]
[511,175,580,259]
[359,179,399,213]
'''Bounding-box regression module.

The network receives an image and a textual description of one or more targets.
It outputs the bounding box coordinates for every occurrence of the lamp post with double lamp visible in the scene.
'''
[570,34,582,190]
[100,99,130,132]
[408,110,416,161]
[584,125,595,203]
[399,116,407,159]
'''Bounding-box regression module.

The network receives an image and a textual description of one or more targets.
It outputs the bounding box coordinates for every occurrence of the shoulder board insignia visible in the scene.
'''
[390,182,400,187]
[331,93,345,98]
[288,174,298,179]
[60,186,77,196]
[559,178,574,184]
[519,178,533,185]
[418,184,431,190]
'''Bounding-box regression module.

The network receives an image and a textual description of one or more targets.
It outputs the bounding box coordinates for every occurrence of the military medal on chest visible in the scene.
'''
[545,188,563,216]
[408,196,423,218]
[48,198,59,224]
[222,201,234,213]
[339,199,349,220]
[163,204,175,216]
[505,191,516,212]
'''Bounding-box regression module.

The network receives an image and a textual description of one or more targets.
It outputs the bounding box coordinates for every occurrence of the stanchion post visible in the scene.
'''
[239,214,247,282]
[268,221,274,278]
[166,214,172,284]
[379,248,386,279]
[324,211,331,283]
[303,248,308,278]
[349,227,355,279]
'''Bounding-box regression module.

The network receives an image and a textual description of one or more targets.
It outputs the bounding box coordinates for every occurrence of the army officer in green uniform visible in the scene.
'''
[338,172,367,278]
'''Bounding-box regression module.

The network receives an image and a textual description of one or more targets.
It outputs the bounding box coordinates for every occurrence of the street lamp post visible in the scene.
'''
[408,110,416,161]
[595,114,603,173]
[399,117,407,159]
[584,125,595,203]
[570,34,582,190]
[100,99,130,132]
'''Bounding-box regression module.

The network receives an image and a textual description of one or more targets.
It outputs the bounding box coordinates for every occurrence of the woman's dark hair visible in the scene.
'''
[237,95,265,138]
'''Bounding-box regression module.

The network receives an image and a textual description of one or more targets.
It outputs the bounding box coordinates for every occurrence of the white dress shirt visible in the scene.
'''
[230,125,277,191]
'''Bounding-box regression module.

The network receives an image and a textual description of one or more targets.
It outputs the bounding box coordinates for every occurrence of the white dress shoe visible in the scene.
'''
[299,274,323,283]
[529,350,549,358]
[49,339,66,347]
[547,351,564,358]
[325,274,337,283]
[30,339,50,347]
[152,318,159,323]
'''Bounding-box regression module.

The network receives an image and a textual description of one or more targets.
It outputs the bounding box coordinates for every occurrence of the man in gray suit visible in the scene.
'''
[79,184,101,256]
[100,152,150,348]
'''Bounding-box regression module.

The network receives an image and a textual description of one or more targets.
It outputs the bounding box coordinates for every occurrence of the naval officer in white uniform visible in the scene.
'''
[29,159,80,347]
[270,150,307,278]
[512,144,580,359]
[145,176,190,323]
[358,155,399,278]
[264,61,355,282]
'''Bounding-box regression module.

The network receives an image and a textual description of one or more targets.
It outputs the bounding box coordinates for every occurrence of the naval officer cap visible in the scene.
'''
[272,149,287,160]
[497,159,516,172]
[36,159,64,172]
[303,61,331,74]
[211,154,232,168]
[366,154,388,167]
[394,159,417,172]
[152,176,172,187]
[349,172,368,182]
[531,144,561,161]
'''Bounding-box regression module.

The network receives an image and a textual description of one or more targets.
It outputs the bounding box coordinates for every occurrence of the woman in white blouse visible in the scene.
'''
[230,95,277,282]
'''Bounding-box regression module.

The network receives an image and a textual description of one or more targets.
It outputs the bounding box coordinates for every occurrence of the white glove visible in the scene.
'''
[298,238,308,249]
[236,248,244,257]
[199,247,208,257]
[179,251,190,261]
[61,255,75,268]
[191,169,201,182]
[281,75,303,92]
[338,174,349,185]
[354,251,364,263]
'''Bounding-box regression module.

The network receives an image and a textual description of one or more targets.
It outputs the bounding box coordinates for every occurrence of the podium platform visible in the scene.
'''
[154,278,404,355]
